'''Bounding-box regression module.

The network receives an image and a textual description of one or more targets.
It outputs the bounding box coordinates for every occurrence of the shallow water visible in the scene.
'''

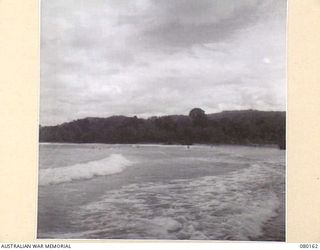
[37,143,285,241]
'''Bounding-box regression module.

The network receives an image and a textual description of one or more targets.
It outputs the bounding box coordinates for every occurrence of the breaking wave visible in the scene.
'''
[39,154,132,186]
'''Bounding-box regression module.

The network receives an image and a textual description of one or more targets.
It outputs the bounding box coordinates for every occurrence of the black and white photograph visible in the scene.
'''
[38,0,287,241]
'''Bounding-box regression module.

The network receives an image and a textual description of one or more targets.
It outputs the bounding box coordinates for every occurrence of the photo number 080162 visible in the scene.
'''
[38,0,287,241]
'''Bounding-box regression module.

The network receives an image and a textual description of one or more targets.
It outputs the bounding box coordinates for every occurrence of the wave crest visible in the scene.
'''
[39,154,132,186]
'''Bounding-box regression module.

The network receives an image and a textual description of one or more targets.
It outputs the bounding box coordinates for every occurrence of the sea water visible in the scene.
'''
[37,143,285,241]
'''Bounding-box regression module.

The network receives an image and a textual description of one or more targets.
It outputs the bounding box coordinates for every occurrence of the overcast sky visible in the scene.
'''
[41,0,287,126]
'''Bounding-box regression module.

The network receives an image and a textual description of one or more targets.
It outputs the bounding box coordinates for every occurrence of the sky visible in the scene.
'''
[41,0,287,126]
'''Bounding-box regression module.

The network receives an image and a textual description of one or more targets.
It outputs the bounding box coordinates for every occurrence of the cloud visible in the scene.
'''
[40,0,287,125]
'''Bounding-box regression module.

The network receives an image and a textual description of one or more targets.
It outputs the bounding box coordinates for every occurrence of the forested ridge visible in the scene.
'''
[39,109,286,149]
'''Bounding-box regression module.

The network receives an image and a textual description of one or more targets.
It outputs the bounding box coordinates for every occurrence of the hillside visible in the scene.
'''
[39,109,286,149]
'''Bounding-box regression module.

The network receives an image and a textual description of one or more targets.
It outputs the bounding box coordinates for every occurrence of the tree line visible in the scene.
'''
[39,109,286,149]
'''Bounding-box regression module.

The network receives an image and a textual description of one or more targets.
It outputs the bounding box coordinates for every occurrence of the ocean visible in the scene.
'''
[37,143,285,241]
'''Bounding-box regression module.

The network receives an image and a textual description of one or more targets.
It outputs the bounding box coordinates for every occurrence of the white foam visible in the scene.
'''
[70,161,284,240]
[39,154,133,186]
[150,217,182,233]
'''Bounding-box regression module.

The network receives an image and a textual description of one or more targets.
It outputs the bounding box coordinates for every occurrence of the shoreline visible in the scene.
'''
[39,142,282,149]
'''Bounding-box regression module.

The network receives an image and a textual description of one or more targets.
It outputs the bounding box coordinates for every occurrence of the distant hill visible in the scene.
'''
[39,109,286,149]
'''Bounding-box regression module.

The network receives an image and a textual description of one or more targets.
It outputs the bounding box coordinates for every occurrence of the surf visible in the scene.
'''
[39,154,133,186]
[71,162,283,240]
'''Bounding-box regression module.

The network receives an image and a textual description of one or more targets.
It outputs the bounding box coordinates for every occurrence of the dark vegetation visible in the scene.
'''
[39,109,286,149]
